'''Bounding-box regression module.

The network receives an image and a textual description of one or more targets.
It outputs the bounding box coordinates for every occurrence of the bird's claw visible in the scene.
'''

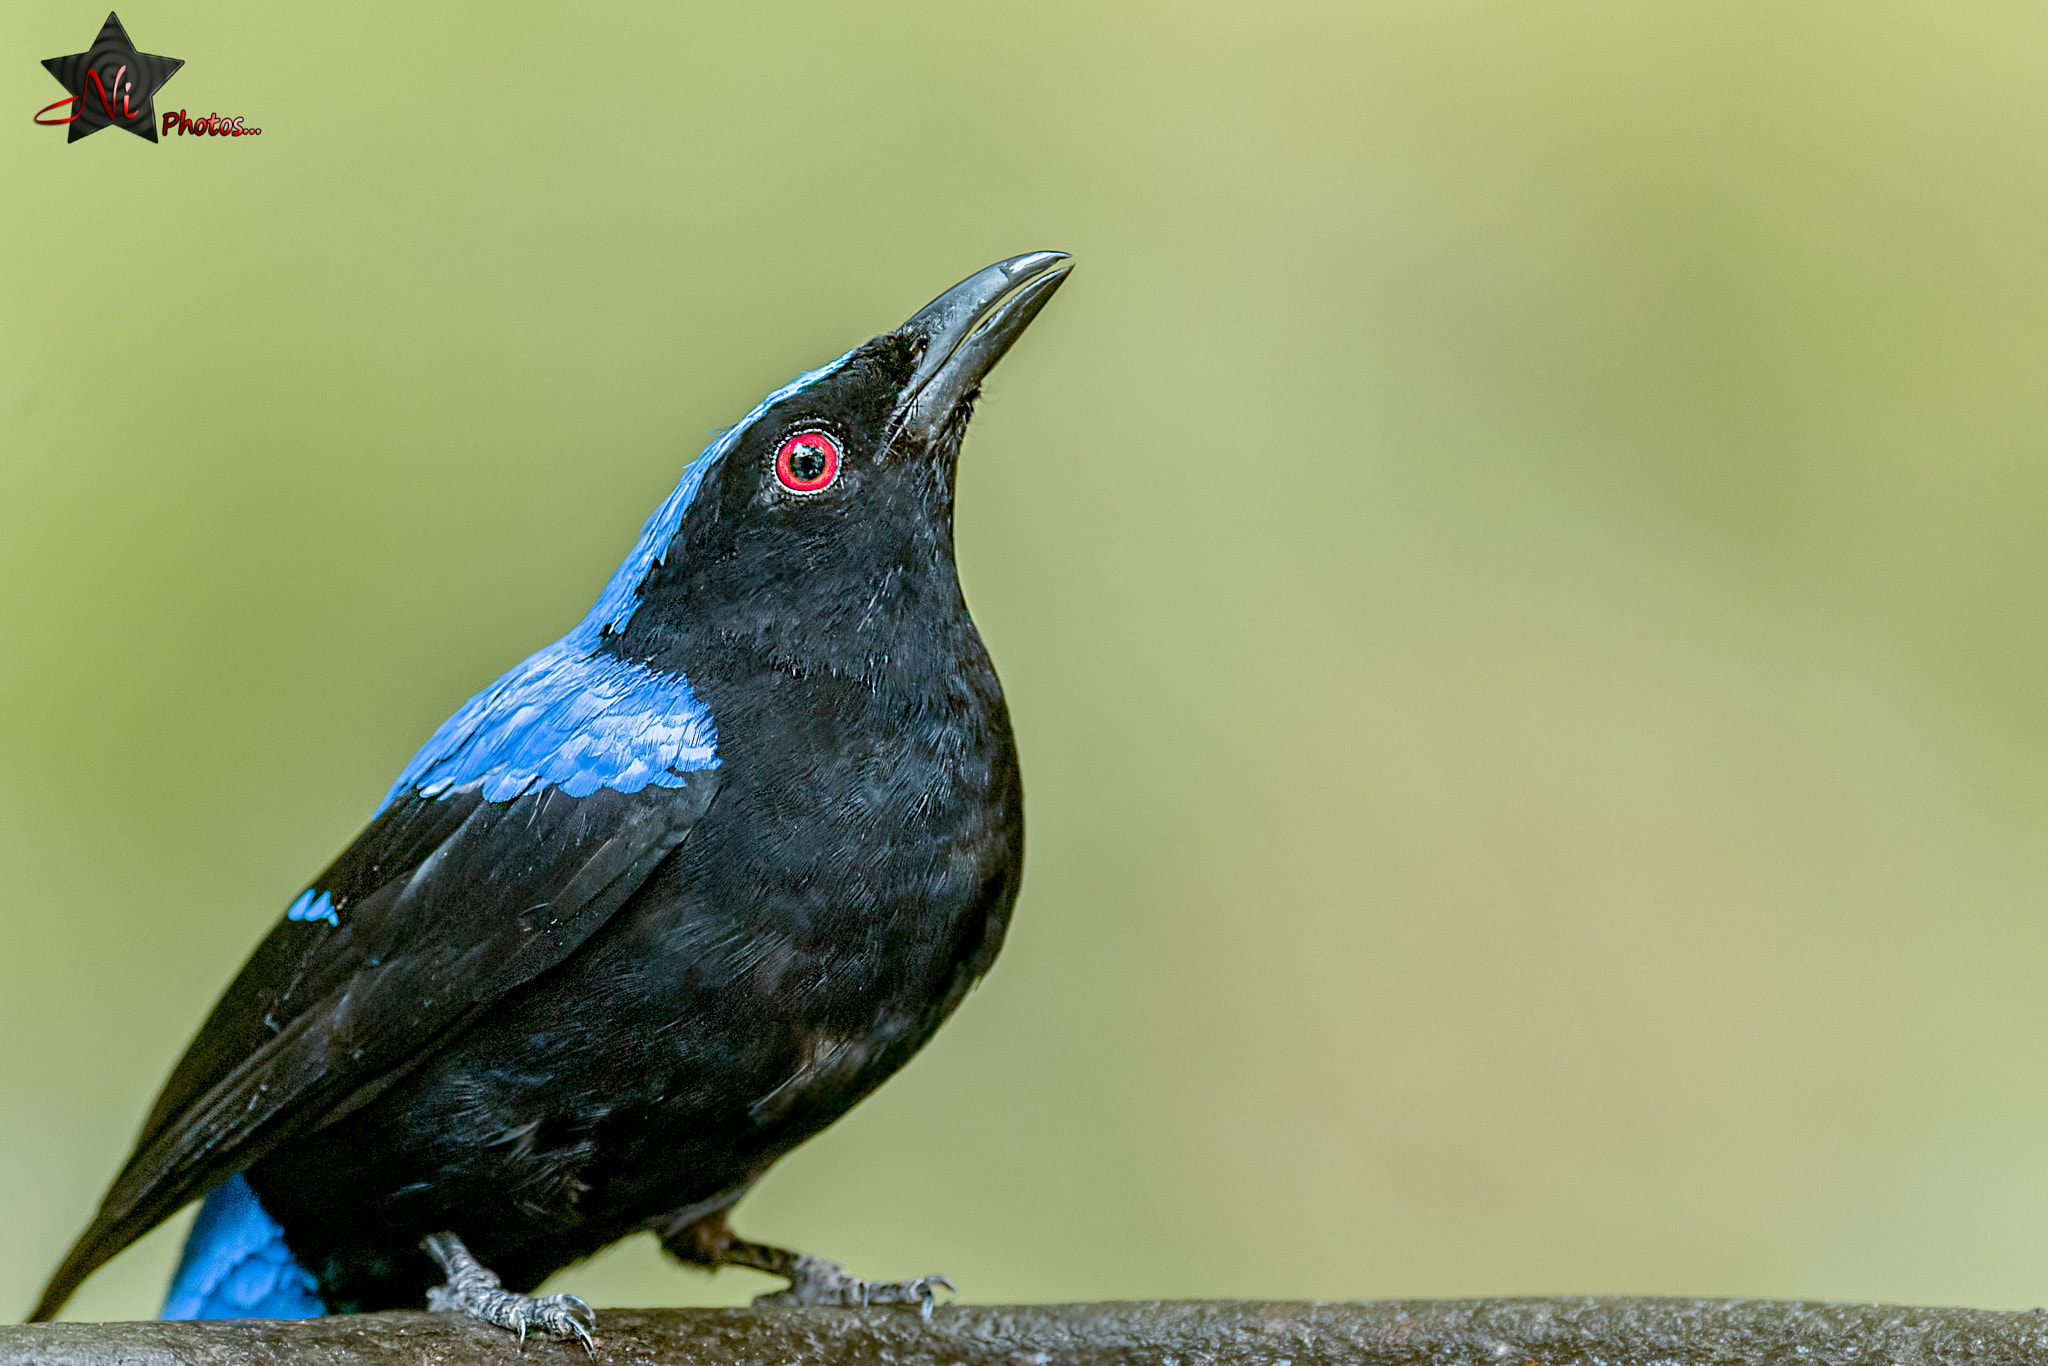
[751,1253,955,1319]
[423,1231,598,1354]
[427,1278,597,1354]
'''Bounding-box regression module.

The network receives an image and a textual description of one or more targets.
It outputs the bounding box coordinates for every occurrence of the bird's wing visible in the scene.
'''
[32,771,719,1322]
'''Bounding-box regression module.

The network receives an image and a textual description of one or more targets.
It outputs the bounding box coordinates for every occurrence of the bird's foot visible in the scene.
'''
[423,1231,596,1355]
[657,1209,954,1322]
[751,1251,954,1320]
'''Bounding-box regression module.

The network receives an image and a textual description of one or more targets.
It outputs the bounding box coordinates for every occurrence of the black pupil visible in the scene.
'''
[788,443,828,482]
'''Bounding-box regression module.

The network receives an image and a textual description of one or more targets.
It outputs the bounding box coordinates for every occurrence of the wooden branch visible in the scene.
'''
[5,1298,2045,1365]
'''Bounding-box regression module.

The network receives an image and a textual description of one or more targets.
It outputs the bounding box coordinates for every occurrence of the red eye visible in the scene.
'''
[775,431,841,494]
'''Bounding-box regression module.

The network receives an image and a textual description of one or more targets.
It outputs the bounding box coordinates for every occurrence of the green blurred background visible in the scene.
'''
[6,0,2048,1322]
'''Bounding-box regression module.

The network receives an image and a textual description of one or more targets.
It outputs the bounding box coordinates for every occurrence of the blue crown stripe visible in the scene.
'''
[372,349,857,819]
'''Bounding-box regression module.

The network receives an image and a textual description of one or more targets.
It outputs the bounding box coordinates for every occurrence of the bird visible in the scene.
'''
[29,250,1072,1349]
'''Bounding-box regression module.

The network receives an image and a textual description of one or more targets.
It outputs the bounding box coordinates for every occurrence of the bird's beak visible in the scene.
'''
[893,251,1073,444]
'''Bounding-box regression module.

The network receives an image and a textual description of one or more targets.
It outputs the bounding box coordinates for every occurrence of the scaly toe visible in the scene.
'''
[753,1270,954,1318]
[869,1274,954,1320]
[530,1293,598,1354]
[423,1232,598,1354]
[430,1279,598,1353]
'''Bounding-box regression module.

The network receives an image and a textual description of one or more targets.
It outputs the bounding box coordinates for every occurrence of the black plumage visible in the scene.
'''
[32,251,1071,1334]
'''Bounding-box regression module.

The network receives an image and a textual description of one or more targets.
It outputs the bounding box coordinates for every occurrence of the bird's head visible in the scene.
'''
[595,251,1072,682]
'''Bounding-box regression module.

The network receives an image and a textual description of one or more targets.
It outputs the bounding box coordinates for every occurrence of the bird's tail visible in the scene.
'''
[28,1225,113,1323]
[30,1175,324,1323]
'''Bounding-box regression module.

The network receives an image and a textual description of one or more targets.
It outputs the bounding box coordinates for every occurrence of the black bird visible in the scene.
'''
[30,251,1072,1346]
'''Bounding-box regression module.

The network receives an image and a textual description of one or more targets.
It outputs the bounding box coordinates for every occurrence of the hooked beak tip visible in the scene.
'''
[896,251,1073,440]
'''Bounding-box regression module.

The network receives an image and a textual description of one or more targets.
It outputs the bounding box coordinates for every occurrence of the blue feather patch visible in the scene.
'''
[376,348,857,817]
[383,643,719,810]
[162,1174,324,1320]
[284,889,338,927]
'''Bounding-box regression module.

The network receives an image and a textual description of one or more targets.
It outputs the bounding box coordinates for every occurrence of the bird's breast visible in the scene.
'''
[617,653,1023,1125]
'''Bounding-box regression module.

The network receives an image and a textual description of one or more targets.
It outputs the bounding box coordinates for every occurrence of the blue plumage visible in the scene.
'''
[385,643,718,808]
[571,353,856,645]
[284,889,337,926]
[371,350,855,820]
[162,1175,323,1321]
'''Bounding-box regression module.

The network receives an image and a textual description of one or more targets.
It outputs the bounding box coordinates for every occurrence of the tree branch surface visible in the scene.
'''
[4,1298,2045,1366]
